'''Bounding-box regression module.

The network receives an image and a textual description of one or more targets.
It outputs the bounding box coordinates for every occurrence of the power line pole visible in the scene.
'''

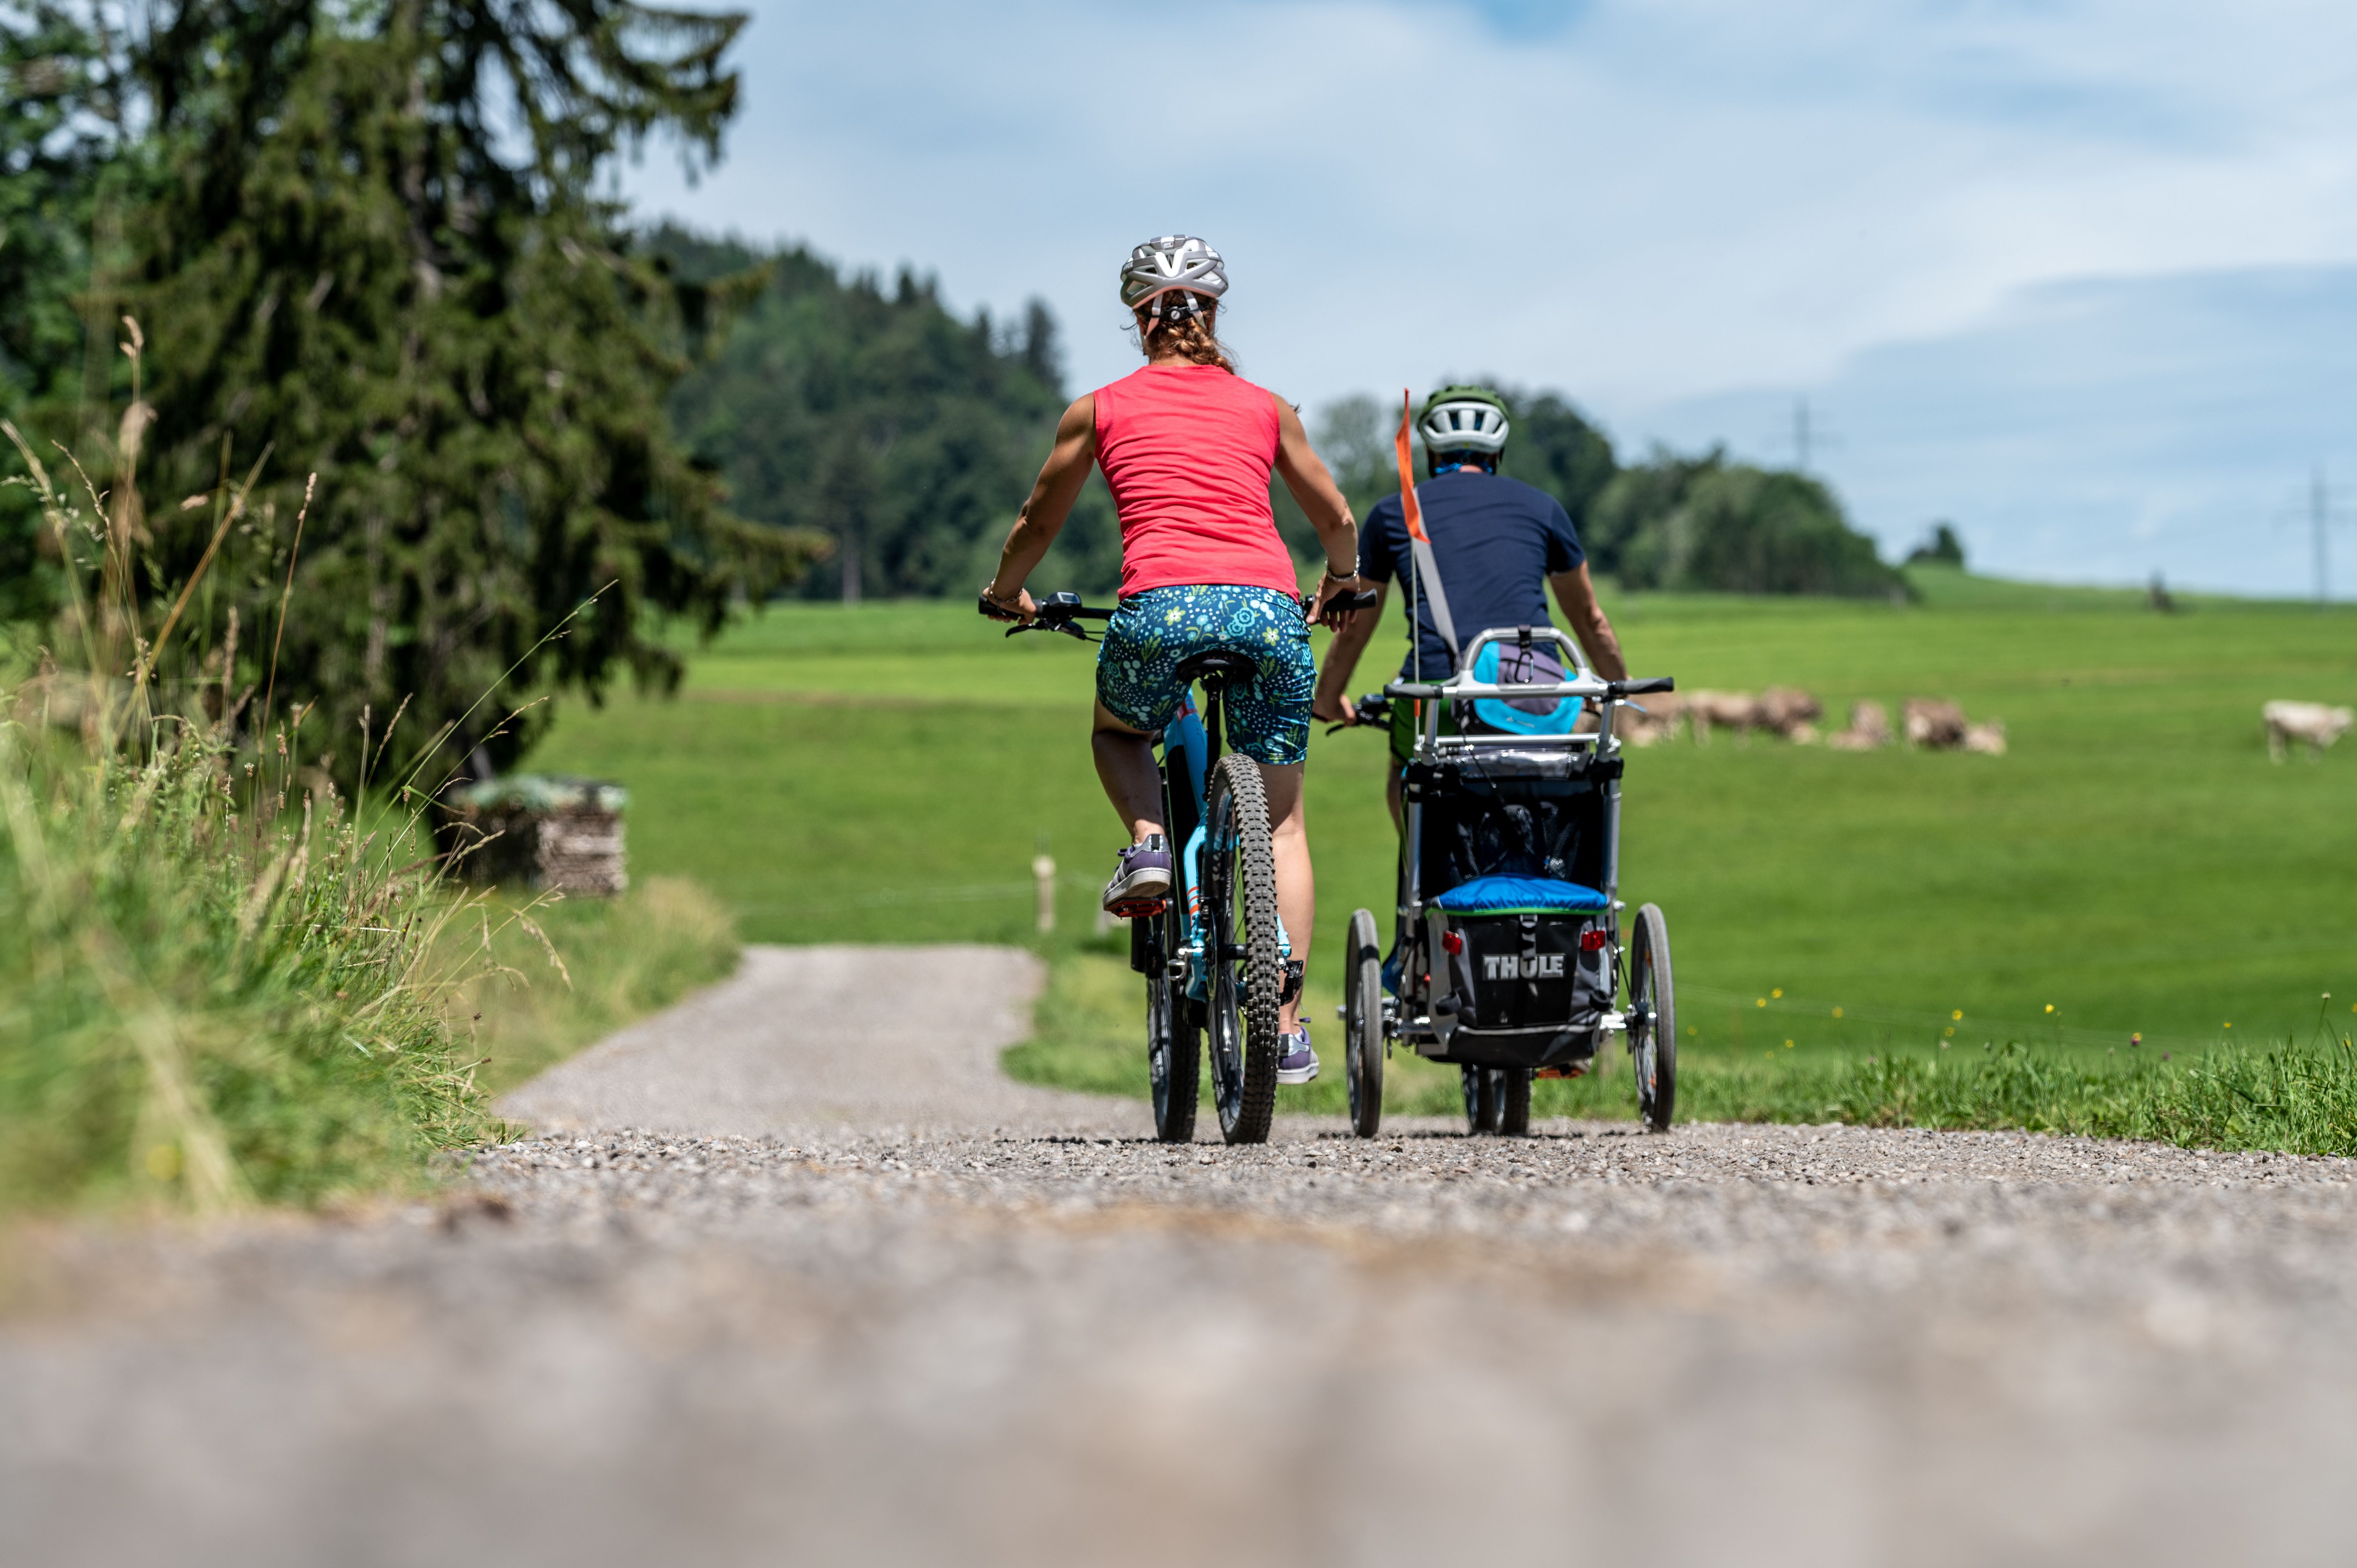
[1767,396,1838,473]
[2311,467,2332,607]
[2276,467,2352,607]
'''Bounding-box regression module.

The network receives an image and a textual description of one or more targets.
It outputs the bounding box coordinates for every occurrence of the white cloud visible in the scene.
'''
[627,0,2357,595]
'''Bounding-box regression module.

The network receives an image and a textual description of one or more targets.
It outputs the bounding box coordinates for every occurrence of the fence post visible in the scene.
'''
[1033,853,1057,934]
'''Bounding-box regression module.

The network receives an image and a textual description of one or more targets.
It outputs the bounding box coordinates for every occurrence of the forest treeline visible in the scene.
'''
[659,233,1906,603]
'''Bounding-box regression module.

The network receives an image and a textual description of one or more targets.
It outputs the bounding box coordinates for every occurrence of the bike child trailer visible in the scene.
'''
[1337,623,1678,1137]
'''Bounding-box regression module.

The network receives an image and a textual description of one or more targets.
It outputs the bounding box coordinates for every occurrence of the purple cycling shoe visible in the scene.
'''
[1276,1024,1319,1084]
[1103,833,1173,916]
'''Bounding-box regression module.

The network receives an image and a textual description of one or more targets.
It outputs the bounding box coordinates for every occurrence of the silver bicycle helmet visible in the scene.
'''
[1418,385,1512,456]
[1120,236,1228,316]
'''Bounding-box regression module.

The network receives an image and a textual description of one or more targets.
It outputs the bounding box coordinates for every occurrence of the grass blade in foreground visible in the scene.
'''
[1011,950,2357,1157]
[0,713,505,1213]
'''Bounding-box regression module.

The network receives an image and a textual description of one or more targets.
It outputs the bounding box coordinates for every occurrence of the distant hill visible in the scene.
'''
[653,226,1124,600]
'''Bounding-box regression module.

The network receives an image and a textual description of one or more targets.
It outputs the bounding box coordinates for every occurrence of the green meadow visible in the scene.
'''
[526,570,2357,1126]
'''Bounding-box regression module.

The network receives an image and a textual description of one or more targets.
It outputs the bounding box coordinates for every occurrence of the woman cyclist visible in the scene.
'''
[980,235,1369,1084]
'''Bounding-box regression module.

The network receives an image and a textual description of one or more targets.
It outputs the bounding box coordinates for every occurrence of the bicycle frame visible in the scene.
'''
[1148,678,1292,1009]
[980,592,1296,1008]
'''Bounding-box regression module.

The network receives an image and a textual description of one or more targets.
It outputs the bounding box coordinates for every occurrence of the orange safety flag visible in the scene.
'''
[1395,390,1459,671]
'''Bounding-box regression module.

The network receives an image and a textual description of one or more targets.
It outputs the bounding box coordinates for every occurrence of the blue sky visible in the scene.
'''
[626,0,2357,597]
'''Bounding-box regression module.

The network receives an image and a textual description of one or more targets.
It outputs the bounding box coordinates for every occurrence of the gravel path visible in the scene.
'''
[498,944,1136,1139]
[8,946,2357,1567]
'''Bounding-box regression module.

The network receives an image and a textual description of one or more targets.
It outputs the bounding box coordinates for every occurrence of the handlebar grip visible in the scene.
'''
[1612,677,1677,696]
[977,592,1022,623]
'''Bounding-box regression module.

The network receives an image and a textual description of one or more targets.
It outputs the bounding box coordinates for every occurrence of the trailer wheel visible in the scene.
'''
[1343,908,1385,1138]
[1629,904,1677,1132]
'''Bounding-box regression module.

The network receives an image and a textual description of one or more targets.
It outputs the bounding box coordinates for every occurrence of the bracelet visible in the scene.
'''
[1321,564,1356,582]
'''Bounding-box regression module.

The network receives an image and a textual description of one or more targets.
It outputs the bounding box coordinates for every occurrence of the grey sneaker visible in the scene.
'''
[1276,1025,1319,1085]
[1103,834,1173,915]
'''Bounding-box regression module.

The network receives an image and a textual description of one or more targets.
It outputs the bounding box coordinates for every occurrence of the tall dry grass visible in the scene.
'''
[0,330,514,1213]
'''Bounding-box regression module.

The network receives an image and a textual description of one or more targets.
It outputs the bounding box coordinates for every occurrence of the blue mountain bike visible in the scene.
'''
[987,590,1367,1144]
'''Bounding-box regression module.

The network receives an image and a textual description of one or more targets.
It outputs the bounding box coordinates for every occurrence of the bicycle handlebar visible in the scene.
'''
[981,586,1381,641]
[1325,692,1394,735]
[979,590,1114,639]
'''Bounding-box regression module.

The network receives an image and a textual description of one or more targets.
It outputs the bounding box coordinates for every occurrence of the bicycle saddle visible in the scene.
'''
[1172,650,1260,686]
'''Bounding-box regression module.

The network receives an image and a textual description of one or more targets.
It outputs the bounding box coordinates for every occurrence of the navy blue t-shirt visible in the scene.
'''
[1358,470,1586,679]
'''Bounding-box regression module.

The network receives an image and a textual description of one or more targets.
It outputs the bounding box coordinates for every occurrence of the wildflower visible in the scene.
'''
[1832,1006,1844,1019]
[1951,1009,1962,1021]
[2044,1003,2055,1014]
[1756,998,1766,1008]
[1772,988,1783,998]
[2131,1033,2142,1047]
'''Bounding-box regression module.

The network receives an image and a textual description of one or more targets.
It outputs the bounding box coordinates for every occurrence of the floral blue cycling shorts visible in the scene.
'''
[1096,584,1315,766]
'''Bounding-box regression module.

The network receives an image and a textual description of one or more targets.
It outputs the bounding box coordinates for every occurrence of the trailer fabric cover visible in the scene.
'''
[1428,874,1608,914]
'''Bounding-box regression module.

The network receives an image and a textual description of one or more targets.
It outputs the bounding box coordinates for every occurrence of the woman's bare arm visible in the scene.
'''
[1271,394,1371,628]
[983,395,1096,619]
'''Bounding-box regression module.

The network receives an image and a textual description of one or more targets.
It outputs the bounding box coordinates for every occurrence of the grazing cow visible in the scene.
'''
[1618,691,1684,747]
[1962,721,2008,756]
[1757,687,1824,742]
[1826,700,1892,751]
[1903,698,1970,749]
[1686,690,1763,745]
[2263,700,2354,761]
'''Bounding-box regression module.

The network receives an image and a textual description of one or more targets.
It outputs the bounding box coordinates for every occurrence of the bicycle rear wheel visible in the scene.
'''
[1148,902,1199,1142]
[1497,1067,1531,1137]
[1204,754,1282,1145]
[1462,1065,1501,1135]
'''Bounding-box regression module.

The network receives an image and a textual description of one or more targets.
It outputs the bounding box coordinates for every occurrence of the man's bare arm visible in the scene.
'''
[1313,581,1388,723]
[1548,564,1627,681]
[983,395,1096,619]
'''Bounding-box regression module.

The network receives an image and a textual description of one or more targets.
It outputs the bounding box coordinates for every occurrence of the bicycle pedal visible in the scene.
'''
[1105,897,1169,920]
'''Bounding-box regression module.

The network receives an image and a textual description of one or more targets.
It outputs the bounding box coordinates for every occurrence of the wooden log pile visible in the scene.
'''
[440,775,630,895]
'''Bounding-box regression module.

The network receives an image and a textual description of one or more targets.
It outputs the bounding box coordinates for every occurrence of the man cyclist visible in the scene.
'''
[980,236,1371,1084]
[1313,385,1627,827]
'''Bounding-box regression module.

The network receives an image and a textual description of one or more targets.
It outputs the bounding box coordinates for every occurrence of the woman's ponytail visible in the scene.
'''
[1137,293,1234,372]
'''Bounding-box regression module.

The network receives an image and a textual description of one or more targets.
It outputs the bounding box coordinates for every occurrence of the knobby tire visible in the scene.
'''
[1206,754,1281,1145]
[1498,1068,1532,1137]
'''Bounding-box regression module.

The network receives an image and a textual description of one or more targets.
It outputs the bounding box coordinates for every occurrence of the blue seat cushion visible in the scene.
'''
[1428,874,1609,915]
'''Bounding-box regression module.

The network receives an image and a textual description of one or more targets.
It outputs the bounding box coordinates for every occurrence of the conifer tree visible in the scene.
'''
[0,0,819,787]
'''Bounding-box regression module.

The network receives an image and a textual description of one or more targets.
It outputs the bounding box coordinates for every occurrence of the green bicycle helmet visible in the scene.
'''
[1418,385,1512,457]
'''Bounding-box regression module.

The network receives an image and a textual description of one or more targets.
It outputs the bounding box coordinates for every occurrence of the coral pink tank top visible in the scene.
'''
[1093,364,1298,600]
